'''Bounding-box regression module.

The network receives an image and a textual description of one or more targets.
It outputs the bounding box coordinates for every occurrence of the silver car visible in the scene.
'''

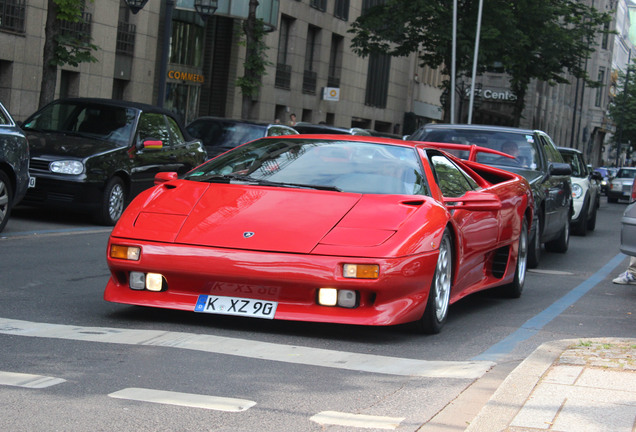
[608,167,636,203]
[620,179,636,256]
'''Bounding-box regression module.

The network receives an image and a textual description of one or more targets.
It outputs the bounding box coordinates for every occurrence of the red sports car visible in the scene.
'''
[104,135,533,333]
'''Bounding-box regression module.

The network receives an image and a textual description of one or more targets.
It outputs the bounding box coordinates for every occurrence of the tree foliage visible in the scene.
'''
[40,0,99,108]
[349,0,612,125]
[608,63,636,152]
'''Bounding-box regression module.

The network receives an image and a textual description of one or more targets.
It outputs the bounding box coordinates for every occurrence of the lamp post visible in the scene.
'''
[123,0,218,107]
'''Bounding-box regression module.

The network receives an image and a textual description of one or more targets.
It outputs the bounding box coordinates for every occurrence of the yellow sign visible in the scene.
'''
[168,70,205,83]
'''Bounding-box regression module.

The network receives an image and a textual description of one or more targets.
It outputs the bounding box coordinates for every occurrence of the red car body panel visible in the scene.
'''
[104,135,533,328]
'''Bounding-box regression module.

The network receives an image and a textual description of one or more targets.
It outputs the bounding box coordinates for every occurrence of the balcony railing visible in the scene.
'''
[116,21,136,56]
[0,0,26,33]
[303,70,317,94]
[275,63,291,90]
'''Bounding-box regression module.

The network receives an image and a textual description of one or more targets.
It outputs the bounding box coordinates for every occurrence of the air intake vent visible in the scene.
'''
[492,246,509,278]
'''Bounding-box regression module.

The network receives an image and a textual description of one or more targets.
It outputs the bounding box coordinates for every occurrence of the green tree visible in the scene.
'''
[349,0,612,125]
[608,62,636,160]
[40,0,99,108]
[236,0,270,119]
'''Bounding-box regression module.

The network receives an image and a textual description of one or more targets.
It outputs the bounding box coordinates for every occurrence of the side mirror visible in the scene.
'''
[549,162,572,176]
[443,191,502,211]
[154,171,178,185]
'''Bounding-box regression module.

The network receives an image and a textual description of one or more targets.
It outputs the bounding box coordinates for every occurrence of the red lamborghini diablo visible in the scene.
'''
[104,135,533,333]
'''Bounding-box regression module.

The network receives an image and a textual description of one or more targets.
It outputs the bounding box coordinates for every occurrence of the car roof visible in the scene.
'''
[187,116,286,128]
[293,122,371,135]
[53,97,174,116]
[421,123,540,135]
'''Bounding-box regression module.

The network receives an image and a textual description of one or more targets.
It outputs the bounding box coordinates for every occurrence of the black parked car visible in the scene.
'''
[186,117,298,159]
[292,122,372,136]
[410,124,572,267]
[0,101,30,233]
[22,98,207,225]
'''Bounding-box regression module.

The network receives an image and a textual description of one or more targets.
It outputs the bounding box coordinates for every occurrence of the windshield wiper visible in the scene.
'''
[203,174,341,191]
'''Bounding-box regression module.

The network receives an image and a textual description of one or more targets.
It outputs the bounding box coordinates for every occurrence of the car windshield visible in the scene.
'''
[187,120,266,149]
[617,168,636,179]
[414,128,539,170]
[560,152,585,177]
[184,138,429,195]
[23,101,137,146]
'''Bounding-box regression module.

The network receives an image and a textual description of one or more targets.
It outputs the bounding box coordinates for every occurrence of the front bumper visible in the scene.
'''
[22,173,104,212]
[104,238,439,326]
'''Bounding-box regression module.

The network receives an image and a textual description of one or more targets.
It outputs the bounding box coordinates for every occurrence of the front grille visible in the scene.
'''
[30,158,50,172]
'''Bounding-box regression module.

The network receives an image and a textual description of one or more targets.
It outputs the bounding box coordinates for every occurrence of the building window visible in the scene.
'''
[0,0,26,33]
[595,68,605,107]
[116,3,135,56]
[310,0,327,12]
[365,53,391,108]
[328,34,343,88]
[170,20,204,68]
[334,0,349,21]
[601,21,609,50]
[303,25,320,94]
[59,11,93,44]
[276,15,293,89]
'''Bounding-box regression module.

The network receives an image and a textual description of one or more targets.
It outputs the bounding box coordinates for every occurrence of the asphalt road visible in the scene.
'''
[0,199,633,431]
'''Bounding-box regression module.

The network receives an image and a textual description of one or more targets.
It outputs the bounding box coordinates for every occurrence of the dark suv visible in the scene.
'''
[410,124,572,267]
[0,101,30,233]
[22,98,207,225]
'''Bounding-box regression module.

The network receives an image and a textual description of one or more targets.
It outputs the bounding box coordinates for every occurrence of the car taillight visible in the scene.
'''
[631,179,636,202]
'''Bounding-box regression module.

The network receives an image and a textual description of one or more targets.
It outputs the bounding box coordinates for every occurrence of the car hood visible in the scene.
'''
[113,180,427,254]
[25,131,122,159]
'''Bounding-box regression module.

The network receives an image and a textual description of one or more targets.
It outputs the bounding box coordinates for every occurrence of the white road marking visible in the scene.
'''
[0,371,66,388]
[109,387,255,412]
[528,269,574,276]
[0,317,493,379]
[310,411,404,429]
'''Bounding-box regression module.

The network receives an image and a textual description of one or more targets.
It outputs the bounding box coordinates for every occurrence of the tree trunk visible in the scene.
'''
[240,0,259,120]
[39,0,60,108]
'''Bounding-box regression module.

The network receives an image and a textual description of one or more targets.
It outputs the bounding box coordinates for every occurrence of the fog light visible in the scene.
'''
[338,290,357,308]
[343,264,379,279]
[111,245,140,261]
[146,273,164,291]
[129,272,145,290]
[318,288,338,306]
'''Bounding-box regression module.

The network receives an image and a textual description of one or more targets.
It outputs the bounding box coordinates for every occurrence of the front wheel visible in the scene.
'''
[500,218,528,298]
[545,216,569,253]
[95,177,126,226]
[587,200,598,231]
[416,229,453,334]
[527,217,541,268]
[0,170,13,233]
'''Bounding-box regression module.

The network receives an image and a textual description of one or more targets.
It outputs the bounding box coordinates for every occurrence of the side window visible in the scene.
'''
[429,152,478,198]
[137,113,171,147]
[539,134,564,163]
[165,115,185,145]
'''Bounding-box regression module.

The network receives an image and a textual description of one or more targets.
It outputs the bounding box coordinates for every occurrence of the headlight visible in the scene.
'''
[572,184,583,199]
[50,160,84,175]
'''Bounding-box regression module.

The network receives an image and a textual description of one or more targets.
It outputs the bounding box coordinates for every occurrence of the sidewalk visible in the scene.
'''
[466,338,636,431]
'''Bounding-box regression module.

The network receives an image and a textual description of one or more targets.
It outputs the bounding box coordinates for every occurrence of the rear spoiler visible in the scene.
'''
[413,141,515,162]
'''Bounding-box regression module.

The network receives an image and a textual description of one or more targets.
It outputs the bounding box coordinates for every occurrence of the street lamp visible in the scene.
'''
[123,0,217,107]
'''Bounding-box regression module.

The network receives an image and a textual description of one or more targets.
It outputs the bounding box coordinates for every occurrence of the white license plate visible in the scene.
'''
[194,295,277,319]
[28,176,36,188]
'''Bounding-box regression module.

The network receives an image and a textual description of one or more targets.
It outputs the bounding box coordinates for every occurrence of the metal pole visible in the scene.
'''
[157,0,174,107]
[467,0,483,124]
[450,0,457,123]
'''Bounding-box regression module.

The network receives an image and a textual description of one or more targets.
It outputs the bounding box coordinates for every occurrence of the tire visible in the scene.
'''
[527,217,541,268]
[545,216,569,253]
[95,177,126,226]
[0,170,13,233]
[608,195,619,203]
[573,198,588,236]
[416,229,453,334]
[500,218,528,298]
[587,199,598,231]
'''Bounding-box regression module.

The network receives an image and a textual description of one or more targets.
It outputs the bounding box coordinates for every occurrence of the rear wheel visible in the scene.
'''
[95,177,126,226]
[500,218,528,298]
[0,170,13,233]
[416,229,453,334]
[545,216,569,253]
